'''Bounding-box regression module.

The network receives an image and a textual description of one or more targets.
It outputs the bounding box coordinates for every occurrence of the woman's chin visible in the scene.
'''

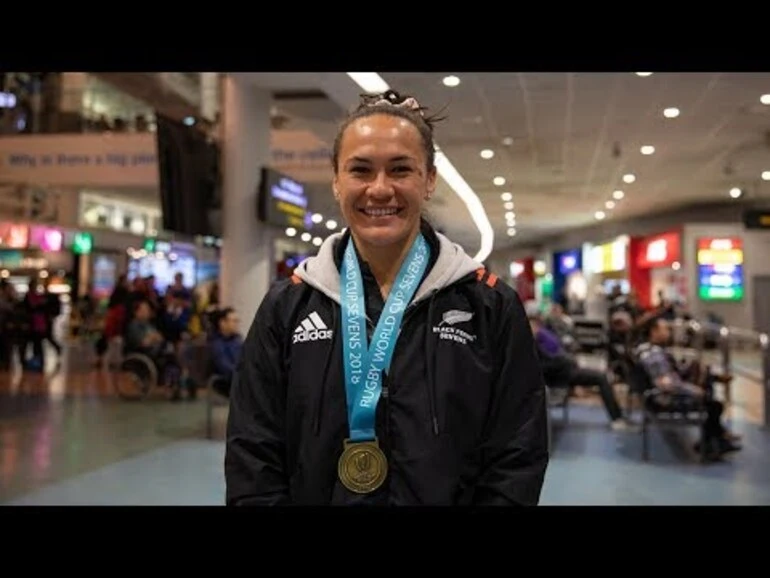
[353,221,411,248]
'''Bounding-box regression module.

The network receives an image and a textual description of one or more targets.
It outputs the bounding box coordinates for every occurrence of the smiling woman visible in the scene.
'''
[225,89,550,507]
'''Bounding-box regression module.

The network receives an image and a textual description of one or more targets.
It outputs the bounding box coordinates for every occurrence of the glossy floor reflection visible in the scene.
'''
[2,341,769,506]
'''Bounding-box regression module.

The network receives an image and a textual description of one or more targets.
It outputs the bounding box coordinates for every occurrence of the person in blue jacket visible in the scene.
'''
[209,307,242,396]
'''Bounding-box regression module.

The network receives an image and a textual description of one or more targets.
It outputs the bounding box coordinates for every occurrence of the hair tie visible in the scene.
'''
[363,91,425,117]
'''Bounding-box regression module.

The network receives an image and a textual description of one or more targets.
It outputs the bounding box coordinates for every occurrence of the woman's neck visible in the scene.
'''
[353,227,420,299]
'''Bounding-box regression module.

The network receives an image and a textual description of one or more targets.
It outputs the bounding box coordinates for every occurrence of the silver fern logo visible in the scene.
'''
[435,310,476,345]
[440,310,474,326]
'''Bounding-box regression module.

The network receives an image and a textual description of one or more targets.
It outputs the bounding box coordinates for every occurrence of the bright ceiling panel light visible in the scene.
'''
[613,190,625,200]
[346,72,494,262]
[622,173,636,184]
[605,200,615,209]
[493,176,506,186]
[442,75,461,87]
[595,211,606,220]
[640,145,655,155]
[663,107,680,118]
[500,192,513,202]
[762,171,770,181]
[502,137,514,146]
[480,149,494,159]
[507,228,516,236]
[729,187,742,199]
[503,201,514,210]
[761,94,770,105]
[635,72,653,77]
[346,73,389,93]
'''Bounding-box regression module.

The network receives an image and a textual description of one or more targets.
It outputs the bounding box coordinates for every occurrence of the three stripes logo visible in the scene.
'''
[292,311,334,344]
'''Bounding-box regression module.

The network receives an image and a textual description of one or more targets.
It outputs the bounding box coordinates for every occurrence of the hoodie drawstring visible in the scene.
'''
[312,304,338,436]
[424,292,440,436]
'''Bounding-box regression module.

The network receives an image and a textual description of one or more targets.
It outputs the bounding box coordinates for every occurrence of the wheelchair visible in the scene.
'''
[112,340,183,401]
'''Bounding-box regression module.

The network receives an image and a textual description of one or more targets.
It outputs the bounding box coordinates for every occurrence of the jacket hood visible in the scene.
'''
[293,230,482,305]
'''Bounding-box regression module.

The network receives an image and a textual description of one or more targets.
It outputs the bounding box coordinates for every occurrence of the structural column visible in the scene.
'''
[200,72,220,122]
[220,75,274,326]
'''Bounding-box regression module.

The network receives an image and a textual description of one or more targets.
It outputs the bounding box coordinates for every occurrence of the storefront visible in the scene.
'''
[126,239,197,294]
[584,236,629,293]
[509,258,536,303]
[552,248,587,314]
[629,230,685,308]
[582,236,629,319]
[0,222,74,299]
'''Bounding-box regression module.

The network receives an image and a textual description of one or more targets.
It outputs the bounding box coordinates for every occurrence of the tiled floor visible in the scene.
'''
[2,341,769,506]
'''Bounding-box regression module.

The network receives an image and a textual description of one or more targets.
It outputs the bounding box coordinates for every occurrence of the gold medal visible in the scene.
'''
[337,438,388,494]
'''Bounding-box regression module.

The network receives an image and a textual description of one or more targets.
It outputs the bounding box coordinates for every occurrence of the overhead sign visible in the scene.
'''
[742,209,770,229]
[0,133,159,188]
[257,167,309,229]
[0,129,333,189]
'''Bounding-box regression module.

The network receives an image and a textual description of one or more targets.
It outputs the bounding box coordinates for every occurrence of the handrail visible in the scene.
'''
[669,317,769,428]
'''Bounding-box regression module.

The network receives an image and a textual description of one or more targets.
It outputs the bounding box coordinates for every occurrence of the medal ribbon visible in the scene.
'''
[340,233,430,442]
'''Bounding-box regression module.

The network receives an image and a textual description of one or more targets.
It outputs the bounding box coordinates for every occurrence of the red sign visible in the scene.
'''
[636,232,681,268]
[697,237,742,251]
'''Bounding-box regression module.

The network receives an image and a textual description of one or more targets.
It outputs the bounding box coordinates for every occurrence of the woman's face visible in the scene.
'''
[334,114,436,249]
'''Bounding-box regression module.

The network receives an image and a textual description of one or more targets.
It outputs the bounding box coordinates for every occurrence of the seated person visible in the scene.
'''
[544,303,578,352]
[634,317,741,459]
[126,299,166,357]
[208,307,243,397]
[125,299,187,399]
[529,314,633,431]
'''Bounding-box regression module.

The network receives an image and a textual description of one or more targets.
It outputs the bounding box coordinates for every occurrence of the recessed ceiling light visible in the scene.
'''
[442,75,460,87]
[493,176,506,186]
[605,200,616,209]
[500,192,512,201]
[622,173,636,184]
[480,149,494,159]
[595,211,606,220]
[761,94,770,105]
[507,228,516,236]
[502,137,514,146]
[640,145,655,155]
[505,211,516,219]
[635,72,653,77]
[663,107,680,118]
[503,201,514,210]
[729,187,742,199]
[613,190,625,200]
[762,171,770,181]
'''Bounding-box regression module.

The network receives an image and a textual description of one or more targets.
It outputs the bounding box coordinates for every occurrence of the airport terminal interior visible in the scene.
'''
[2,71,770,506]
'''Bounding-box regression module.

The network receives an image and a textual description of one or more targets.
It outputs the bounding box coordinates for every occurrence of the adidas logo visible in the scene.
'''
[292,311,333,344]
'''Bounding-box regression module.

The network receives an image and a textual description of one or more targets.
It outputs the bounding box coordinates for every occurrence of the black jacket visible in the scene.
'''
[225,224,549,506]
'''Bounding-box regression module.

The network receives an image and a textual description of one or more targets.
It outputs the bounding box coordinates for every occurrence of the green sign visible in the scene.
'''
[72,232,93,255]
[143,238,156,252]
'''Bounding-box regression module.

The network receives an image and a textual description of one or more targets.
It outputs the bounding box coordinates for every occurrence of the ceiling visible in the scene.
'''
[141,72,765,262]
[237,72,770,257]
[375,72,770,252]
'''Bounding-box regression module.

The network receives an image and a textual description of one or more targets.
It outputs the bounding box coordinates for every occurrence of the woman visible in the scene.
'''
[225,90,549,506]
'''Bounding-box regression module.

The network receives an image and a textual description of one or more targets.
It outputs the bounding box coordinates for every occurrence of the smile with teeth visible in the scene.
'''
[360,207,402,217]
